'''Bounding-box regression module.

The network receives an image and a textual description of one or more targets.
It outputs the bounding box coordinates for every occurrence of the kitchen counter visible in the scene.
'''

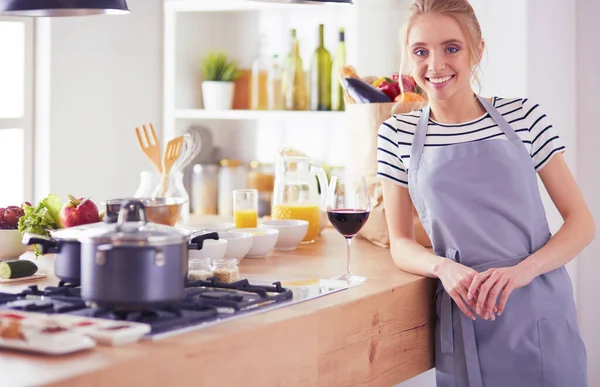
[0,227,435,387]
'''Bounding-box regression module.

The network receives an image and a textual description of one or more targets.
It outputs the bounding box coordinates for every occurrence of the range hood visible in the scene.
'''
[0,0,130,17]
[247,0,352,4]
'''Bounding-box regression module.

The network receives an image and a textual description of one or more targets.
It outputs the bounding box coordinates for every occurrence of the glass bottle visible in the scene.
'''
[218,159,247,217]
[331,27,346,111]
[251,35,269,111]
[282,29,308,111]
[192,163,219,215]
[310,24,332,111]
[267,55,284,110]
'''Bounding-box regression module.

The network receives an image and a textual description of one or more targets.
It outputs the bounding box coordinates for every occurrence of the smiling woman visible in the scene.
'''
[377,0,593,387]
[0,18,34,207]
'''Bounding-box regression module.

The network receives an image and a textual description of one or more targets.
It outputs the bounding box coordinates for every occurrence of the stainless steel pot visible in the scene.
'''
[78,199,218,309]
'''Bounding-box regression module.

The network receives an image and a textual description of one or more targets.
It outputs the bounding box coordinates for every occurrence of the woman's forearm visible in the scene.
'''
[390,237,447,279]
[519,213,595,278]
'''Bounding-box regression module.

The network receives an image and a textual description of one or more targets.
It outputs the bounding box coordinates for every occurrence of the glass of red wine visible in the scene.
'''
[326,174,371,286]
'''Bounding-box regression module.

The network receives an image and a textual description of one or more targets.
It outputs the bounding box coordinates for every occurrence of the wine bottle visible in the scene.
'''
[282,29,308,111]
[331,27,346,111]
[310,24,332,111]
[251,35,269,110]
[267,54,284,110]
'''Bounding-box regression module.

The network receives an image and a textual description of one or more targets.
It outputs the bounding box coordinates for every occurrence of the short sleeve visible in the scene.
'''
[523,99,566,171]
[377,118,408,187]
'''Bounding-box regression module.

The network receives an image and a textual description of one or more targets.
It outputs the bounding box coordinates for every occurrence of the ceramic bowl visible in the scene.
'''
[259,220,309,251]
[189,238,228,260]
[234,228,280,259]
[217,231,254,261]
[0,230,28,260]
[190,222,235,232]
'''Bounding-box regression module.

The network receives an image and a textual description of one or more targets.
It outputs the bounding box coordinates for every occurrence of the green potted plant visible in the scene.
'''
[200,50,240,110]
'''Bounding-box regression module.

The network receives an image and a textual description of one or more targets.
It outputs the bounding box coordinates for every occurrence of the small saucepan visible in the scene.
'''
[22,223,108,286]
[77,200,217,309]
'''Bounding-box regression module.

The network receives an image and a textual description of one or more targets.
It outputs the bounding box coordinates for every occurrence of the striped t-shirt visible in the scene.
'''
[376,97,566,187]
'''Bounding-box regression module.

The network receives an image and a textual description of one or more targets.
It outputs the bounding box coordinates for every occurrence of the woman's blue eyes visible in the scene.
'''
[413,46,460,56]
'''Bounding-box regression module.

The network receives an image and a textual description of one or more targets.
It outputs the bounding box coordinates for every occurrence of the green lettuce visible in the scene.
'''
[18,194,63,257]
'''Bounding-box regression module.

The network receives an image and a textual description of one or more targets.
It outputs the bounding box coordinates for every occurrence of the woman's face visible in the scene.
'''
[407,13,482,101]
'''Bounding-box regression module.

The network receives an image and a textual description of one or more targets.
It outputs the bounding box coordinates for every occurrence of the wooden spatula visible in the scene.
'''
[135,123,162,174]
[156,136,184,197]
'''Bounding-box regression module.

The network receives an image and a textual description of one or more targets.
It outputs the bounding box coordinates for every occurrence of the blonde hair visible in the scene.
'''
[398,0,484,95]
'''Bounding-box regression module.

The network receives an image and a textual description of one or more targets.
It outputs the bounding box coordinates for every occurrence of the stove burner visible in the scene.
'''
[0,278,294,337]
[58,280,80,288]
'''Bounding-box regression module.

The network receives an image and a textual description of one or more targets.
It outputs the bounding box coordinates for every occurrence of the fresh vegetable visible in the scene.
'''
[400,74,418,94]
[340,65,360,79]
[17,194,63,257]
[342,77,391,103]
[59,194,100,228]
[0,260,38,279]
[377,79,401,101]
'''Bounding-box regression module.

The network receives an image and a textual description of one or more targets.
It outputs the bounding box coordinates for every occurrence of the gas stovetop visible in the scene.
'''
[0,277,347,340]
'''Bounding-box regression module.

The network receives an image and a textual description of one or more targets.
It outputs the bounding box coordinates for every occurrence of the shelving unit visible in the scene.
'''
[174,109,345,121]
[162,0,403,165]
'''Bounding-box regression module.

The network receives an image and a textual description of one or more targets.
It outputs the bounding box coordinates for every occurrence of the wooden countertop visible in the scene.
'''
[0,228,435,387]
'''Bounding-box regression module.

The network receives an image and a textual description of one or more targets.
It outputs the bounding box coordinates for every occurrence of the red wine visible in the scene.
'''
[327,209,370,237]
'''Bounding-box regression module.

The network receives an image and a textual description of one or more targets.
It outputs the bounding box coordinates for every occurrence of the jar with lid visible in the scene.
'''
[192,164,219,215]
[212,258,240,283]
[246,161,274,217]
[188,257,214,281]
[218,159,246,217]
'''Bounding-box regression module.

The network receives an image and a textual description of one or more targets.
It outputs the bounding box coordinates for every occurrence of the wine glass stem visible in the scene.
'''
[346,237,353,277]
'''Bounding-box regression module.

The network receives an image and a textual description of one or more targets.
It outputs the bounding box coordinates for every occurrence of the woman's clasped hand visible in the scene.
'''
[437,259,537,320]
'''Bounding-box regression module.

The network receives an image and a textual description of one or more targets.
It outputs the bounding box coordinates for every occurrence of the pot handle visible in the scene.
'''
[116,200,147,230]
[188,231,219,250]
[21,233,61,255]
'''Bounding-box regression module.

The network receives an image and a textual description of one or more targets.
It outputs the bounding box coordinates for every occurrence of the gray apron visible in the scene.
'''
[408,96,588,387]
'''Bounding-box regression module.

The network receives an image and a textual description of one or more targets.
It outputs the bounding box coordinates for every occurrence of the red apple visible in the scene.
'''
[59,194,100,228]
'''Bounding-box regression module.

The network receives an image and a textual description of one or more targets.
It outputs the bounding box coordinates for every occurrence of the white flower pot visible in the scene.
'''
[202,81,235,110]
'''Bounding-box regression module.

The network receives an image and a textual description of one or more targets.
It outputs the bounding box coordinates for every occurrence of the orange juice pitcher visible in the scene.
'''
[271,155,329,243]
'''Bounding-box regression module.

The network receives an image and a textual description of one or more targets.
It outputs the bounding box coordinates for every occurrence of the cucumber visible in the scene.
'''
[0,260,38,279]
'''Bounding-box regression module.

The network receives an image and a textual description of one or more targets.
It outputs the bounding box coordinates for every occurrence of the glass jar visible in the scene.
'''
[192,164,219,215]
[247,161,274,217]
[212,258,240,283]
[188,257,214,281]
[218,159,246,217]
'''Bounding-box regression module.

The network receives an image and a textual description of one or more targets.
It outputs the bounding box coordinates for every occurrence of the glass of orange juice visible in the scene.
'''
[233,189,258,228]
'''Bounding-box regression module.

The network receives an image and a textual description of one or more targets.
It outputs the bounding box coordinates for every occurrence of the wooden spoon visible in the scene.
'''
[135,123,162,174]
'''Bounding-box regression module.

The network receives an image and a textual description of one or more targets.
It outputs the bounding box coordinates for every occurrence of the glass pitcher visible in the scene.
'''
[271,155,329,243]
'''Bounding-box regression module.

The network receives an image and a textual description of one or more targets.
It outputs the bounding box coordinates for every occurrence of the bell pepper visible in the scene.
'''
[378,80,401,101]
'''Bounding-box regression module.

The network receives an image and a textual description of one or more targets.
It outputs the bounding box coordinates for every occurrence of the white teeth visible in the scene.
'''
[429,76,453,84]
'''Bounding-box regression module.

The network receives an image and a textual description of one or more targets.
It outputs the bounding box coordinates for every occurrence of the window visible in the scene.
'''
[0,18,34,207]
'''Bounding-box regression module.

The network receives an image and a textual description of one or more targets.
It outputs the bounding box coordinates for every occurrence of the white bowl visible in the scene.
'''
[0,230,28,260]
[234,228,280,259]
[189,238,228,260]
[189,222,235,232]
[259,220,309,251]
[217,231,254,261]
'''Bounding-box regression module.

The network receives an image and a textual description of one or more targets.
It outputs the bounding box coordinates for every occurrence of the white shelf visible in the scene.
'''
[174,109,345,120]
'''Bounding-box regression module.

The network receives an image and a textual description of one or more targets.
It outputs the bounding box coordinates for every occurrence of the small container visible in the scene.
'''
[218,159,247,217]
[188,257,214,281]
[212,258,240,283]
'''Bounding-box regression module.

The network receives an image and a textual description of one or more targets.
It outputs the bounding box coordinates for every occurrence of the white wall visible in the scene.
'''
[37,0,163,204]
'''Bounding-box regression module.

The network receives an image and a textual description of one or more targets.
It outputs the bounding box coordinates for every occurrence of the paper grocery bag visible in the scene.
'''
[345,101,432,249]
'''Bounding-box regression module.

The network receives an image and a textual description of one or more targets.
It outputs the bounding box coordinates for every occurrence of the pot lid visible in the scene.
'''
[52,200,190,245]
